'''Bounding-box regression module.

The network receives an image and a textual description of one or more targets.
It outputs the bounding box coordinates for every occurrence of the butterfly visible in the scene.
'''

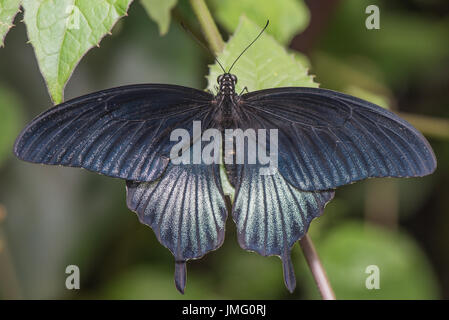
[13,24,436,294]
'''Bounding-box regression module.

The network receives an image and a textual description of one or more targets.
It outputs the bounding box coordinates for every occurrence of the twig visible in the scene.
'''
[189,0,224,54]
[299,234,336,300]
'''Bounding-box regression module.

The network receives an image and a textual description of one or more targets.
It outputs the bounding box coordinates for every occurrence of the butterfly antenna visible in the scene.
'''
[180,22,226,74]
[227,20,269,73]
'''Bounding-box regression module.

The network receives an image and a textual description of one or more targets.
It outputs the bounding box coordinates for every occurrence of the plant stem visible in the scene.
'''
[299,234,336,300]
[189,0,224,54]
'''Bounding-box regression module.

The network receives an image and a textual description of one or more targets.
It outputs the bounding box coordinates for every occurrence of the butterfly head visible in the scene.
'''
[217,73,237,95]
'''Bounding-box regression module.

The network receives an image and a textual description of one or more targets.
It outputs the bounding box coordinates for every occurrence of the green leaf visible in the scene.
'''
[141,0,176,36]
[301,222,440,299]
[0,85,22,167]
[211,0,310,45]
[207,16,317,94]
[22,0,133,104]
[0,0,21,47]
[207,16,317,199]
[291,50,311,69]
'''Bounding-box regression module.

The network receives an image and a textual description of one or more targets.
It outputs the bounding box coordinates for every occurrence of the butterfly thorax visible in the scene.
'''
[215,73,239,128]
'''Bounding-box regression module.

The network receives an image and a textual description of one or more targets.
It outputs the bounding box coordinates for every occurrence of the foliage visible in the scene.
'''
[0,0,21,47]
[207,16,316,93]
[210,0,309,45]
[141,0,177,35]
[22,0,133,103]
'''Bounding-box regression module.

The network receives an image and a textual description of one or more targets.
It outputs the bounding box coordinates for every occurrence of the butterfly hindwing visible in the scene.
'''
[241,87,437,191]
[224,113,334,292]
[14,84,215,182]
[126,138,228,293]
[231,163,334,292]
[126,164,227,261]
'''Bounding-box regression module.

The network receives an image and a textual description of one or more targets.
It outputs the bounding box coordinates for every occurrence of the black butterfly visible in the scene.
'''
[13,27,436,294]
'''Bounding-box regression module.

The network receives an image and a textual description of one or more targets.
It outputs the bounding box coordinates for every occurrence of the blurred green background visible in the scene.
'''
[0,0,448,299]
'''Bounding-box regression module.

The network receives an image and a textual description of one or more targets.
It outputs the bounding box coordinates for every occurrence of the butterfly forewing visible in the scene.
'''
[240,87,437,192]
[14,84,215,183]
